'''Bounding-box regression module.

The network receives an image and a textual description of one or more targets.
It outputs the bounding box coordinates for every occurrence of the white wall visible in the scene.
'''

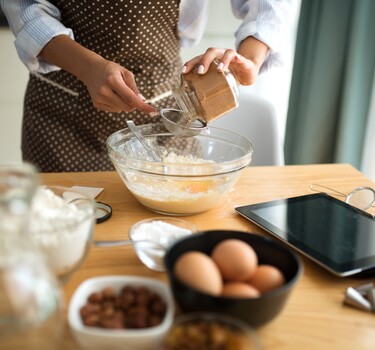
[0,1,301,166]
[0,28,28,165]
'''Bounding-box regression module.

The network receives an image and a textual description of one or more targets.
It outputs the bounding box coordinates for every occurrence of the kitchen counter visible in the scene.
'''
[37,163,375,349]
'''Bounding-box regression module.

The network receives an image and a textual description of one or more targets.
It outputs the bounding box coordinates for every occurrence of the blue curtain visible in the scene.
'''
[284,0,375,168]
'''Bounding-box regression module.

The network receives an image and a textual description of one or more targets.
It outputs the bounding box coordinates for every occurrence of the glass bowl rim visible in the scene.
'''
[106,123,253,176]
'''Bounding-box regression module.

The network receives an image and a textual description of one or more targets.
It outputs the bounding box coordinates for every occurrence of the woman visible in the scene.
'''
[1,0,291,172]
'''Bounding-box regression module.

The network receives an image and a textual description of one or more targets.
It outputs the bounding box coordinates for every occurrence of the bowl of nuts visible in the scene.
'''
[68,275,174,350]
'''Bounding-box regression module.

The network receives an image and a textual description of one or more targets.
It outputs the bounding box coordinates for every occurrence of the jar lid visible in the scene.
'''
[160,108,208,137]
[95,202,112,224]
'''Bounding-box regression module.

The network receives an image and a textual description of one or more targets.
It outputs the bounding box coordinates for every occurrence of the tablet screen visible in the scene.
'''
[235,193,375,277]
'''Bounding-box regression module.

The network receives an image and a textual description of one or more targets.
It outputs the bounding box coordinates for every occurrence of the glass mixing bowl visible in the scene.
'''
[107,123,253,216]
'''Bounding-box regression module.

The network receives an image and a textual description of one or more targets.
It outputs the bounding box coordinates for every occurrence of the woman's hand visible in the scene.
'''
[40,35,156,114]
[83,58,156,114]
[182,37,269,86]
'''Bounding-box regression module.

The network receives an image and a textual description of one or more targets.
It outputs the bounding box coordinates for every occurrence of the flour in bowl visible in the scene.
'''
[160,151,215,165]
[131,220,193,247]
[29,187,94,279]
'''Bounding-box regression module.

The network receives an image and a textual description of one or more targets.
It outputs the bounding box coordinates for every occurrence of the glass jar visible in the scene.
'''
[0,163,38,236]
[0,164,63,349]
[172,60,240,125]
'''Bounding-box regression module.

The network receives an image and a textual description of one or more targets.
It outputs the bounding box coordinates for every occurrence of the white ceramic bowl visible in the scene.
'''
[106,123,253,216]
[68,275,175,350]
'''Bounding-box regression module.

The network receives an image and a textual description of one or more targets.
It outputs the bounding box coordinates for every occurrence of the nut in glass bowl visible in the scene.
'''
[160,312,261,350]
[28,185,96,284]
[106,123,253,216]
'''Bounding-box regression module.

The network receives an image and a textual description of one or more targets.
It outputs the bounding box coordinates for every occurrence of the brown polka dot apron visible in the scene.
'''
[22,0,182,172]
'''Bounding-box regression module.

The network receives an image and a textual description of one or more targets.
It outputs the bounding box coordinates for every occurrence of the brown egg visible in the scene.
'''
[174,251,223,296]
[248,264,285,293]
[221,282,260,298]
[211,239,258,281]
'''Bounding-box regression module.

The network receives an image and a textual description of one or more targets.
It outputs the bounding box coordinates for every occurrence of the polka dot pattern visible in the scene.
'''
[22,0,182,172]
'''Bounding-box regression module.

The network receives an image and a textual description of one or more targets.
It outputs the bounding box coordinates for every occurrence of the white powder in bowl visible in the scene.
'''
[130,220,194,271]
[131,220,192,247]
[160,151,214,165]
[29,188,94,279]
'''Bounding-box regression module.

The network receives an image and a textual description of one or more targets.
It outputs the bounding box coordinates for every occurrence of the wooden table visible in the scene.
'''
[39,164,375,350]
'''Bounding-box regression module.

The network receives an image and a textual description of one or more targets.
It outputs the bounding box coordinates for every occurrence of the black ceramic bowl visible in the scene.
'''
[164,230,303,328]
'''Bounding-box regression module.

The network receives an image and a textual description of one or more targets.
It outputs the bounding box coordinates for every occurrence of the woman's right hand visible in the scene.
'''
[83,58,156,114]
[40,35,156,114]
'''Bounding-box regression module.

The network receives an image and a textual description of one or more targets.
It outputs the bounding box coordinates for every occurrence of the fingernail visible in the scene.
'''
[197,65,205,75]
[217,62,224,71]
[181,65,187,74]
[149,111,159,117]
[138,93,146,101]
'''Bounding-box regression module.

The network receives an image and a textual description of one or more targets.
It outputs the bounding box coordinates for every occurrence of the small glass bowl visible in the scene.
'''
[129,217,198,272]
[28,186,96,284]
[159,312,261,350]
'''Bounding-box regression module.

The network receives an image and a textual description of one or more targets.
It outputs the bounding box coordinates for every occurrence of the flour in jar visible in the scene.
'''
[29,187,94,278]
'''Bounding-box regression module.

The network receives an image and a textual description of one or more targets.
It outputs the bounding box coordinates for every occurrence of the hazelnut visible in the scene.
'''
[79,284,167,330]
[102,287,116,300]
[83,314,100,327]
[88,292,103,303]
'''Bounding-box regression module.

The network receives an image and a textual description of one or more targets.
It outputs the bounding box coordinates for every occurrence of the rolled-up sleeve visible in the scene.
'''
[232,0,293,72]
[178,0,209,48]
[1,0,74,73]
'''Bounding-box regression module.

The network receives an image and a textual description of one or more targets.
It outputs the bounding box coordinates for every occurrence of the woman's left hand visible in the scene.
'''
[182,48,260,86]
[182,38,269,86]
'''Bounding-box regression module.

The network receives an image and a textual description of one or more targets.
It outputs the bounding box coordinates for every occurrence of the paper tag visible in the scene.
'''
[70,186,103,199]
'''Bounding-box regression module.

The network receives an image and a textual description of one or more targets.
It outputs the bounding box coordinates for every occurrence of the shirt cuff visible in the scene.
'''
[233,0,292,74]
[14,16,74,74]
[235,24,284,74]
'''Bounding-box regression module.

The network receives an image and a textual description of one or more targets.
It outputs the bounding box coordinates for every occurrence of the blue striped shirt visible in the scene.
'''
[0,0,292,73]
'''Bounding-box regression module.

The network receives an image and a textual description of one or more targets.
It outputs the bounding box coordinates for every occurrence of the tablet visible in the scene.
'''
[235,193,375,277]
